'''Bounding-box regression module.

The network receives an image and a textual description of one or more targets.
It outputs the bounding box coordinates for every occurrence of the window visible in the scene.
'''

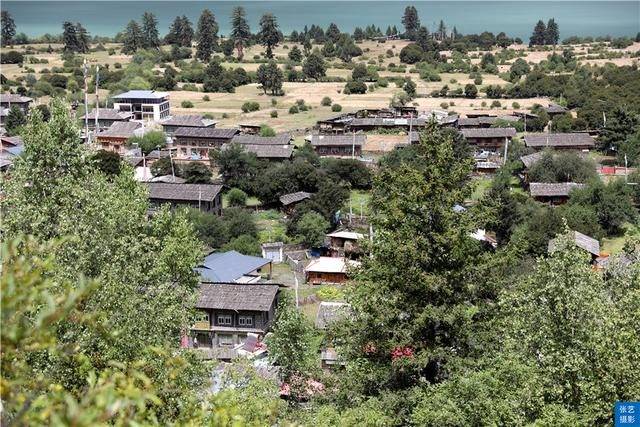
[195,311,209,322]
[218,334,233,346]
[238,316,253,327]
[217,314,232,326]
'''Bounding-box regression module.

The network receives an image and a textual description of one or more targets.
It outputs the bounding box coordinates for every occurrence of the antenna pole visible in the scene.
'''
[83,59,89,144]
[95,65,100,133]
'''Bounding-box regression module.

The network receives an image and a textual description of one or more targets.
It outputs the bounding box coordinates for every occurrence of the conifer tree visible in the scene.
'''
[1,11,16,46]
[62,21,78,52]
[401,6,420,40]
[122,20,142,54]
[196,9,219,62]
[258,13,281,59]
[530,20,547,46]
[545,18,560,46]
[230,6,251,60]
[141,11,160,49]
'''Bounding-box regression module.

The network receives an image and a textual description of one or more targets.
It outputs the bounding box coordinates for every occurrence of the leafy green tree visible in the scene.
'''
[1,11,16,46]
[182,161,212,183]
[226,187,248,207]
[258,13,281,58]
[302,50,327,81]
[141,11,160,50]
[122,20,143,54]
[528,151,597,183]
[529,20,546,46]
[91,149,122,176]
[128,130,166,154]
[222,206,258,240]
[401,6,420,40]
[256,60,284,95]
[230,6,251,60]
[598,108,639,155]
[196,9,219,62]
[545,18,560,46]
[496,31,512,49]
[295,211,329,247]
[210,143,260,193]
[222,234,261,256]
[399,43,424,64]
[404,78,417,99]
[5,105,26,135]
[509,57,531,82]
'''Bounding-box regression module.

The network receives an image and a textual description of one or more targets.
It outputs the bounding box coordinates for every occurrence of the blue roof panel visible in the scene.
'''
[198,251,271,283]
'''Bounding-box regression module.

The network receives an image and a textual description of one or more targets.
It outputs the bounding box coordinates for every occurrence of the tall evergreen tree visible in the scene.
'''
[1,11,17,46]
[326,22,341,43]
[122,20,142,54]
[302,50,326,81]
[166,15,194,47]
[256,60,284,95]
[230,6,251,60]
[62,21,78,52]
[437,20,447,40]
[545,18,560,46]
[196,9,219,62]
[401,6,420,40]
[529,20,547,46]
[75,22,90,53]
[141,11,160,50]
[258,13,281,59]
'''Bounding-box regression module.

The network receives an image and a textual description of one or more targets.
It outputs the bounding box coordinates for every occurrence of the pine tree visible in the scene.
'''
[1,11,17,46]
[62,21,78,52]
[256,60,284,95]
[258,13,280,59]
[141,12,160,50]
[122,20,142,54]
[196,9,219,62]
[230,6,251,60]
[545,18,560,46]
[530,20,547,46]
[326,23,340,43]
[166,15,193,47]
[386,26,392,37]
[437,20,447,41]
[302,50,326,81]
[402,6,420,40]
[75,22,90,53]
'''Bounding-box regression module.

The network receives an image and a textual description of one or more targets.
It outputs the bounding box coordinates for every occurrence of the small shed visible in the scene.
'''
[279,191,313,213]
[261,242,284,263]
[304,257,360,285]
[529,182,585,205]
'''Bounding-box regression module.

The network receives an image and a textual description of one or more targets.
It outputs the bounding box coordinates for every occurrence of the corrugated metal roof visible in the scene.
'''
[197,251,271,283]
[524,133,595,148]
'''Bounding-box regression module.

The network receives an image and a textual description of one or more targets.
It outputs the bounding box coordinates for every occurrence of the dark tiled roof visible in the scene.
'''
[173,127,238,139]
[96,121,141,138]
[461,128,517,138]
[81,108,133,121]
[310,134,365,146]
[546,103,568,114]
[520,152,545,168]
[146,182,222,202]
[196,283,279,311]
[529,182,585,197]
[524,133,595,148]
[240,144,294,159]
[162,114,217,127]
[459,116,520,126]
[350,117,427,127]
[279,191,312,206]
[230,133,292,145]
[548,230,600,256]
[0,94,33,104]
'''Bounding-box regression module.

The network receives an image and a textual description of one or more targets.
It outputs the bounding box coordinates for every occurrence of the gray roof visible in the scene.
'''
[315,302,350,329]
[238,144,294,159]
[279,191,312,206]
[0,94,33,104]
[146,182,222,202]
[81,108,133,121]
[524,133,595,148]
[520,152,545,168]
[173,127,238,139]
[231,133,292,145]
[310,134,365,147]
[196,283,279,311]
[150,175,186,184]
[350,117,427,127]
[162,114,217,128]
[96,121,141,138]
[0,135,23,146]
[459,115,520,127]
[197,251,272,283]
[529,182,585,197]
[461,128,517,138]
[546,103,568,114]
[548,230,600,256]
[112,90,168,99]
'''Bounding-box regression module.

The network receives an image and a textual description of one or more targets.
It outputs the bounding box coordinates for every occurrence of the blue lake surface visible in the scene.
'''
[3,1,639,40]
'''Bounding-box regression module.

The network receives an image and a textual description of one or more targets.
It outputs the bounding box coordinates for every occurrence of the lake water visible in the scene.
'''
[3,1,639,40]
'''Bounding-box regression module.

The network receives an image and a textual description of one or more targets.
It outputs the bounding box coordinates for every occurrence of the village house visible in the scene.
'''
[460,127,516,151]
[458,115,520,129]
[95,121,143,154]
[190,283,280,354]
[326,230,364,257]
[529,182,585,205]
[548,230,601,262]
[223,134,295,161]
[317,113,355,133]
[524,133,596,151]
[0,94,33,117]
[196,250,273,283]
[305,257,360,284]
[146,182,223,214]
[161,114,217,137]
[348,117,427,133]
[261,242,284,263]
[309,134,365,157]
[545,103,569,118]
[316,301,351,369]
[238,124,263,135]
[279,191,313,213]
[172,127,239,160]
[112,90,170,121]
[80,108,133,131]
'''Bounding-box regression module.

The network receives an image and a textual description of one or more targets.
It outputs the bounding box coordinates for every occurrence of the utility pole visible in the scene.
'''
[83,59,89,144]
[352,130,355,159]
[169,149,176,179]
[94,65,100,133]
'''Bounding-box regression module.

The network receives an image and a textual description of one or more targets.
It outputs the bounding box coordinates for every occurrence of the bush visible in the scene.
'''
[227,188,248,207]
[241,101,260,113]
[331,104,342,112]
[512,102,521,109]
[1,51,24,64]
[399,44,424,64]
[474,76,483,85]
[288,105,299,114]
[181,100,194,108]
[316,286,344,301]
[440,102,449,109]
[344,80,367,94]
[491,100,502,108]
[270,110,278,118]
[202,95,210,101]
[260,124,276,136]
[321,96,332,106]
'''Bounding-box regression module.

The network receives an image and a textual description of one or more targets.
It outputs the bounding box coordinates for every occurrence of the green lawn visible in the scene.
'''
[342,189,372,218]
[601,223,639,255]
[469,176,493,203]
[253,209,288,243]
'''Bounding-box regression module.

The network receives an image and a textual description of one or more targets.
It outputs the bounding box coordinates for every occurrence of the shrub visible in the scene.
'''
[440,102,449,109]
[321,96,332,106]
[271,98,277,106]
[260,124,276,136]
[202,95,210,101]
[181,100,194,108]
[227,188,248,207]
[114,62,122,69]
[241,101,260,113]
[491,100,502,108]
[222,113,229,118]
[399,43,424,64]
[344,80,367,94]
[512,102,521,109]
[331,104,342,112]
[474,76,483,85]
[289,105,299,114]
[1,51,24,64]
[316,286,344,301]
[270,110,278,118]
